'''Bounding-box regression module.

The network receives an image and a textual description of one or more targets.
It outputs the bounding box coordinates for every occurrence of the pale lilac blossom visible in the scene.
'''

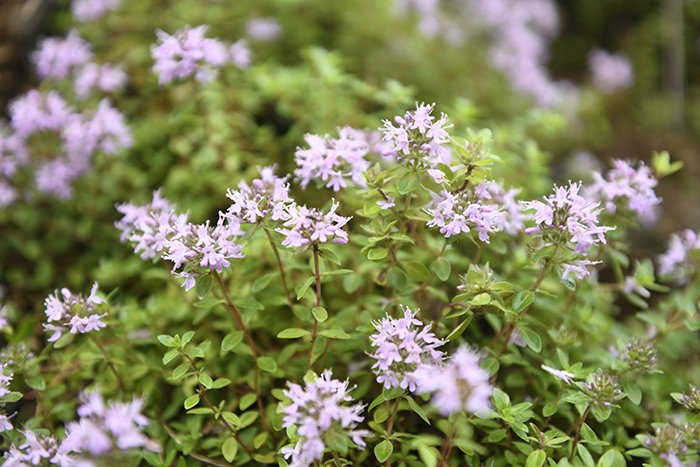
[294,128,372,191]
[0,414,12,432]
[230,40,251,69]
[151,26,231,84]
[658,230,700,284]
[74,63,128,99]
[369,306,444,392]
[42,283,107,343]
[281,370,369,467]
[32,30,93,80]
[589,49,633,93]
[277,200,351,248]
[586,159,660,222]
[225,166,293,223]
[425,182,505,242]
[246,17,282,41]
[0,363,12,398]
[541,364,575,384]
[416,345,493,415]
[73,0,123,22]
[381,103,452,182]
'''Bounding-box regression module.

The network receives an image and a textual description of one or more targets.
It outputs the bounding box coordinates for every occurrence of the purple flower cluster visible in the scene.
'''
[225,166,293,223]
[588,49,633,93]
[3,430,72,466]
[32,30,127,100]
[32,30,93,80]
[116,190,244,290]
[43,283,107,343]
[425,183,505,242]
[522,182,613,281]
[586,159,661,223]
[246,17,283,41]
[277,200,351,248]
[281,370,369,467]
[1,90,131,203]
[658,229,700,284]
[61,391,158,456]
[381,102,452,183]
[294,127,373,192]
[74,63,128,100]
[73,0,123,22]
[486,182,525,235]
[116,189,186,259]
[369,306,444,392]
[3,392,156,466]
[416,345,493,416]
[151,25,250,85]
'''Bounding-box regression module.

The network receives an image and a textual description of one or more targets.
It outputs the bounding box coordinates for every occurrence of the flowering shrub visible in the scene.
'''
[0,2,699,467]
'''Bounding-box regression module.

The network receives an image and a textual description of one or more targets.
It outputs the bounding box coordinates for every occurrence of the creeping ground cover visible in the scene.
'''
[1,1,700,466]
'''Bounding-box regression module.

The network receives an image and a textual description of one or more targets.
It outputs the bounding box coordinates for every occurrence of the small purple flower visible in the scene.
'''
[0,414,12,432]
[230,40,252,69]
[589,49,633,93]
[277,200,351,248]
[382,103,452,181]
[541,364,575,384]
[73,0,123,22]
[151,25,231,85]
[369,306,444,392]
[658,229,700,284]
[42,283,107,343]
[225,166,293,224]
[32,30,93,80]
[425,182,505,242]
[281,370,369,467]
[294,128,372,192]
[0,363,13,398]
[523,181,613,280]
[246,17,283,41]
[586,159,661,223]
[416,345,493,415]
[74,62,128,99]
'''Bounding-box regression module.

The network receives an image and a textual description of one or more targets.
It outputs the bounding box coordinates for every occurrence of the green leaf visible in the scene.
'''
[580,423,597,443]
[405,396,430,425]
[195,274,212,297]
[198,373,214,389]
[402,261,431,282]
[622,380,642,405]
[312,306,328,322]
[212,378,231,389]
[542,402,557,417]
[596,449,625,467]
[25,375,45,391]
[222,411,241,428]
[256,357,278,373]
[240,393,257,411]
[374,440,393,463]
[221,331,244,353]
[181,331,195,346]
[172,362,189,380]
[254,432,268,449]
[296,277,315,300]
[184,394,200,410]
[277,328,311,339]
[512,290,535,313]
[251,274,273,293]
[577,444,595,467]
[470,292,491,306]
[162,349,179,365]
[319,329,351,340]
[430,257,451,281]
[526,449,546,467]
[157,335,175,347]
[492,388,510,411]
[368,247,389,261]
[518,326,542,353]
[222,437,238,463]
[397,172,420,194]
[446,313,474,342]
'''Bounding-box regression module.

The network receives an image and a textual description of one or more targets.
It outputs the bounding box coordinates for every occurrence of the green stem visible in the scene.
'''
[569,402,593,461]
[307,245,322,370]
[263,227,294,310]
[384,399,401,467]
[212,271,259,358]
[90,335,125,390]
